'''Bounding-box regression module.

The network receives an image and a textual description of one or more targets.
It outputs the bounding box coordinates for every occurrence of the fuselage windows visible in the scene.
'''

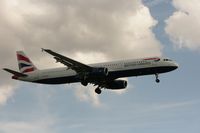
[163,59,172,61]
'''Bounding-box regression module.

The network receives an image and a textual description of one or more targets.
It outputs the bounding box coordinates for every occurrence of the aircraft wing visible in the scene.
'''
[42,49,93,73]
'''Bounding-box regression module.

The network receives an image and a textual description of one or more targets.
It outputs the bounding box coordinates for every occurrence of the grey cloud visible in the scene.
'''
[0,0,162,105]
[2,0,161,57]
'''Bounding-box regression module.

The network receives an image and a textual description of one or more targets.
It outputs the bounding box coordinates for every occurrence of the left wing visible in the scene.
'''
[42,49,93,73]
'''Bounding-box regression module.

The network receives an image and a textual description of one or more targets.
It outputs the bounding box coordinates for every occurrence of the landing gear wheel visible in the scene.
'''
[155,74,160,83]
[95,88,102,94]
[156,79,160,83]
[81,81,88,86]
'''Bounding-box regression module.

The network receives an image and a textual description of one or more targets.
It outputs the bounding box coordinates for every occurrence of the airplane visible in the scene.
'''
[3,49,178,94]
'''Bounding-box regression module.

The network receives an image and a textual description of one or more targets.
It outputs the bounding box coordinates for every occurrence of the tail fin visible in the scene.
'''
[17,51,37,73]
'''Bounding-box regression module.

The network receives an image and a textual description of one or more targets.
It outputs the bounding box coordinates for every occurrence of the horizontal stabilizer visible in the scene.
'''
[3,68,28,77]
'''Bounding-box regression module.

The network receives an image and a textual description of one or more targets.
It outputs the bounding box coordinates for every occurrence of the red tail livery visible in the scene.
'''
[17,51,37,73]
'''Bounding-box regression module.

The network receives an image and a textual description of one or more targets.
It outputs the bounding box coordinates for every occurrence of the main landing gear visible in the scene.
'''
[81,81,88,86]
[155,74,160,83]
[81,80,102,94]
[95,87,102,94]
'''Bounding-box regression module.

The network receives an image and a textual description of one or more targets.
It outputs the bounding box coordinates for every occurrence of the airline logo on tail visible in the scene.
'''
[17,51,37,73]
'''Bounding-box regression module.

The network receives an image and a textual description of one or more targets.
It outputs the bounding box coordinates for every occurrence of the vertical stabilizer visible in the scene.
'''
[17,51,37,73]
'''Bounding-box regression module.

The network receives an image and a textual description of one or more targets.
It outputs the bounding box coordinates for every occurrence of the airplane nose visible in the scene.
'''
[173,62,179,69]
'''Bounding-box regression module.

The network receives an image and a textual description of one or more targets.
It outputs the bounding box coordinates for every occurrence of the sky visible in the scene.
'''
[0,0,200,133]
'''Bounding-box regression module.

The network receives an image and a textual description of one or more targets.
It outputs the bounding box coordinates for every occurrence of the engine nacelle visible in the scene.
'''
[87,67,108,79]
[106,80,127,90]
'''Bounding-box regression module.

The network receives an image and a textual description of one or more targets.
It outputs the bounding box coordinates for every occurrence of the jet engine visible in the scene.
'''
[106,80,127,89]
[81,67,108,86]
[87,67,108,79]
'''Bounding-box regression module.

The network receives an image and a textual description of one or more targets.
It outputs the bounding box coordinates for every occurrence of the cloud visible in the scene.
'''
[0,85,15,105]
[0,0,162,106]
[0,119,55,133]
[75,84,102,107]
[1,0,162,59]
[165,0,200,51]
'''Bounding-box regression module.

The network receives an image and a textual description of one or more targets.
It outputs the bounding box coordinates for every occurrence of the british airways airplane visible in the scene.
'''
[4,49,178,94]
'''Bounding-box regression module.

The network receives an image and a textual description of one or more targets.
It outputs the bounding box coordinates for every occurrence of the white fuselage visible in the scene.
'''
[16,57,178,84]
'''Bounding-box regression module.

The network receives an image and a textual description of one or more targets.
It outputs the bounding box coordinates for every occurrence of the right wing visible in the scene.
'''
[42,49,93,74]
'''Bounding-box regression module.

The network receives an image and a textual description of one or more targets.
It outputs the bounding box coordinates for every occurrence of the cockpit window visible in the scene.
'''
[163,59,172,61]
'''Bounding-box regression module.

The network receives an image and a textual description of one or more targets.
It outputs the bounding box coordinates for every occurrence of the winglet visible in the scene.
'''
[42,48,52,54]
[41,48,50,53]
[41,48,45,52]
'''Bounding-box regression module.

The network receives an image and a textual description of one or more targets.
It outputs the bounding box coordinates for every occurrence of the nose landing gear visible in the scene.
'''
[155,74,160,83]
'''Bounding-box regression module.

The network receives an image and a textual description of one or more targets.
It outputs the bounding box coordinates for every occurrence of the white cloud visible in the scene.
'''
[0,119,55,133]
[0,0,162,106]
[0,85,15,105]
[73,51,108,64]
[75,84,102,107]
[144,0,170,7]
[165,0,200,51]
